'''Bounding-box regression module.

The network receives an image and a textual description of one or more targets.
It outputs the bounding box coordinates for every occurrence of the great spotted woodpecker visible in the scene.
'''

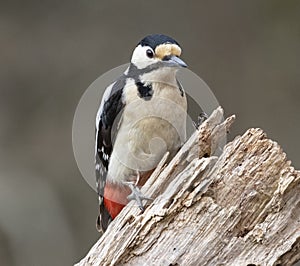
[95,34,187,232]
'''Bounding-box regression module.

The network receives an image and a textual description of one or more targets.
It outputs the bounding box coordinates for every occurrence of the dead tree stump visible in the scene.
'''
[75,107,300,266]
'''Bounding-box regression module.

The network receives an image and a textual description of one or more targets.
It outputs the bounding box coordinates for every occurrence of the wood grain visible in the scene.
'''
[76,107,300,266]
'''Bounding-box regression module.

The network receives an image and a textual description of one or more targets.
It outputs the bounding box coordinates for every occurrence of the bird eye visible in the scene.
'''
[146,49,154,58]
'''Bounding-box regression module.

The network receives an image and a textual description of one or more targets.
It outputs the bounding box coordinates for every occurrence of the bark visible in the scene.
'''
[75,107,300,266]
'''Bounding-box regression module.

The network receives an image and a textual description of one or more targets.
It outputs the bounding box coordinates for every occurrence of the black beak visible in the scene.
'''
[162,55,187,68]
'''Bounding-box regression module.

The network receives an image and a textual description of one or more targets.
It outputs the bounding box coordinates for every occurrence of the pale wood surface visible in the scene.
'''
[76,107,300,266]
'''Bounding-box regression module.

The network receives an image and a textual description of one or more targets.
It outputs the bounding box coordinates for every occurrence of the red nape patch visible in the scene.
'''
[103,182,130,219]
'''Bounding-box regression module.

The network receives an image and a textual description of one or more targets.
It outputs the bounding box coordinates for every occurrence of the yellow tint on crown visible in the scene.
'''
[155,43,182,60]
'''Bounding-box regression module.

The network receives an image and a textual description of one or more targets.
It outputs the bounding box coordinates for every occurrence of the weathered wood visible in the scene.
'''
[76,107,300,266]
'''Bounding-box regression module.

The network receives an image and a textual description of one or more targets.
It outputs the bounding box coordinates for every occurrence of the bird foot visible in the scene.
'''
[193,112,208,129]
[123,172,152,212]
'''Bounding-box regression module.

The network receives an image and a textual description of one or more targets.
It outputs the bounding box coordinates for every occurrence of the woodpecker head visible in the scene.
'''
[130,34,187,71]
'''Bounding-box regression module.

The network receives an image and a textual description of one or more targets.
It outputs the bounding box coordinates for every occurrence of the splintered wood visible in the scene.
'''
[76,107,300,266]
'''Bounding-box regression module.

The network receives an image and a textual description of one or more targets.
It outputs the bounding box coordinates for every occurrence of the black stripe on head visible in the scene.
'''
[138,34,180,50]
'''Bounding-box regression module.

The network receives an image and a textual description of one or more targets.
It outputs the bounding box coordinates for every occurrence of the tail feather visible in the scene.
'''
[96,201,112,233]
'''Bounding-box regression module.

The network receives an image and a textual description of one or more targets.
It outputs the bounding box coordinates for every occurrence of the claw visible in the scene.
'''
[126,182,152,211]
[123,171,153,212]
[193,112,208,129]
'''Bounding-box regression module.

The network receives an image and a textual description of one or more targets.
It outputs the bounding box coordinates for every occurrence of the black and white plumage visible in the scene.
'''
[95,34,188,232]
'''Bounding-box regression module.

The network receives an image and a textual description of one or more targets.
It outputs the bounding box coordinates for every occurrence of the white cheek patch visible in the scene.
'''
[131,45,156,69]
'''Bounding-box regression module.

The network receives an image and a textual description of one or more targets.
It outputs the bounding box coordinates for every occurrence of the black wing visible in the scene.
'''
[95,76,126,232]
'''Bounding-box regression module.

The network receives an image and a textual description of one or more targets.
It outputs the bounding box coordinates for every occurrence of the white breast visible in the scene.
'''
[107,80,187,183]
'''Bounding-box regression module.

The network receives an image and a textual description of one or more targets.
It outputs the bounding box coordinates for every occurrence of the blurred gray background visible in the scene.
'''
[0,1,299,265]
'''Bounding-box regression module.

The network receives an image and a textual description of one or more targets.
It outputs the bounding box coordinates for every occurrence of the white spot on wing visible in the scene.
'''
[123,66,129,75]
[95,82,116,158]
[96,82,115,130]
